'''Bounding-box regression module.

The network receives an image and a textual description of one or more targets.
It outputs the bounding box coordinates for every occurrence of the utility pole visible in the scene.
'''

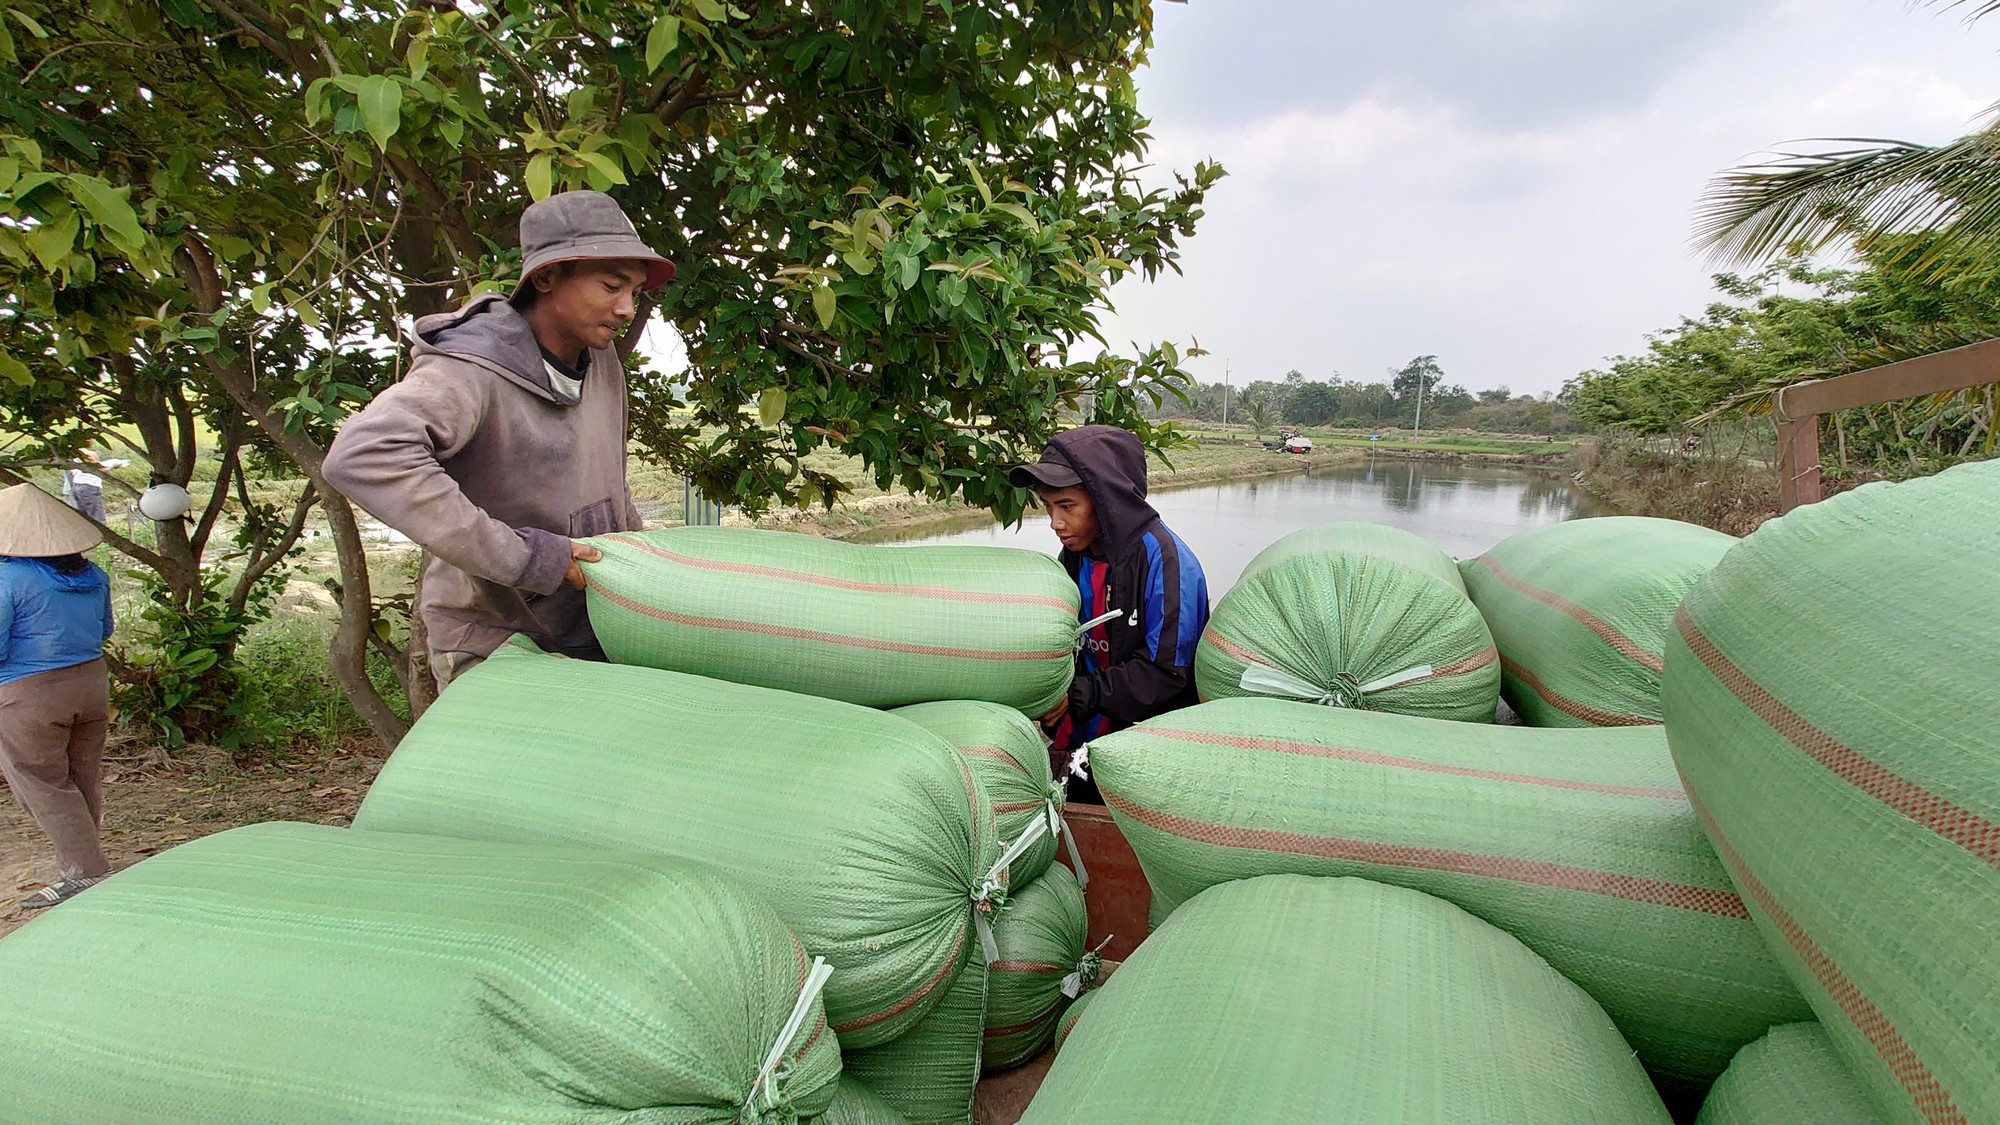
[1221,360,1231,428]
[1412,368,1427,440]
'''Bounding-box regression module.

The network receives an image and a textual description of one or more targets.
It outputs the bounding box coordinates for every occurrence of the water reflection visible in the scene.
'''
[888,459,1597,595]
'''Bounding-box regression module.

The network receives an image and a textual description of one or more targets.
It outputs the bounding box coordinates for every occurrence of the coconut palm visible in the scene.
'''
[1695,1,2000,282]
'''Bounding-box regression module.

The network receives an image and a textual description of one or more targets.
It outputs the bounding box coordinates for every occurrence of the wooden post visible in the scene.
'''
[1775,414,1822,512]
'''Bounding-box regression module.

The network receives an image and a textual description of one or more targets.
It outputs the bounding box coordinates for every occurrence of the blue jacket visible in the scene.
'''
[0,557,114,685]
[1042,426,1210,749]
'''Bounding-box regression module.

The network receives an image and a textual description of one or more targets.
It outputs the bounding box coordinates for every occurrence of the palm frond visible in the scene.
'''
[1921,0,2000,23]
[1694,129,2000,278]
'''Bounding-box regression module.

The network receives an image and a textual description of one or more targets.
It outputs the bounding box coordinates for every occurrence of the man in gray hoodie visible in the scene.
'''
[325,191,674,684]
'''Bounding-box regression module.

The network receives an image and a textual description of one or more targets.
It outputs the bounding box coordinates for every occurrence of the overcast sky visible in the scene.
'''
[1089,0,1998,397]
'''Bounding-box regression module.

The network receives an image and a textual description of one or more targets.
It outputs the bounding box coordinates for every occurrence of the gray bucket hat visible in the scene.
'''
[516,190,675,292]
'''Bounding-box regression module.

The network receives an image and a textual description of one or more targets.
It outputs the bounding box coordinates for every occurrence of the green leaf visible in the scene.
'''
[438,114,464,148]
[579,150,628,186]
[65,175,147,253]
[0,156,17,192]
[645,13,681,73]
[357,74,404,151]
[812,281,836,329]
[0,20,15,64]
[691,0,726,22]
[25,210,78,271]
[0,349,29,386]
[10,9,50,37]
[526,153,554,201]
[249,283,274,313]
[407,36,430,82]
[759,387,787,425]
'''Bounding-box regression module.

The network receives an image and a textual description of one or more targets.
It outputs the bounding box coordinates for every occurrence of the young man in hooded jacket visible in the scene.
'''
[1011,425,1210,802]
[325,191,674,685]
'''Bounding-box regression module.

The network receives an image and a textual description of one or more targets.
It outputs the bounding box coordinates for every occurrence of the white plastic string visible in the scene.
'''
[743,956,833,1119]
[972,816,1054,963]
[1237,663,1433,707]
[1073,609,1122,651]
[1061,935,1117,998]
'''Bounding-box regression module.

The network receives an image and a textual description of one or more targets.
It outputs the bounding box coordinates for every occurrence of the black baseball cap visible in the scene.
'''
[1008,451,1083,490]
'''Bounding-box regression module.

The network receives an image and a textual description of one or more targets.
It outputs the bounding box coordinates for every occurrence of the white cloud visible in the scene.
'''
[1095,0,2000,395]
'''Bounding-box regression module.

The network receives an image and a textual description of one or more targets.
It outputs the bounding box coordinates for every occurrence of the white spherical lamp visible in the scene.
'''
[138,483,194,521]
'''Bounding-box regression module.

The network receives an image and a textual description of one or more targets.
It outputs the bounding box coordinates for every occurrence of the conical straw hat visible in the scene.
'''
[0,483,103,557]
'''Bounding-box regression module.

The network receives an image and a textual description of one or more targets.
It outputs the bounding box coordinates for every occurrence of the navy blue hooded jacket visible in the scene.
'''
[1038,427,1209,780]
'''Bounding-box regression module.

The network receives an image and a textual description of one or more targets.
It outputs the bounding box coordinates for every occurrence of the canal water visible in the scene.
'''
[888,459,1599,595]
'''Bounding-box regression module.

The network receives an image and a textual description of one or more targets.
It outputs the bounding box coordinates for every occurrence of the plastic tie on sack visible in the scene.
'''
[1061,935,1115,999]
[1073,609,1123,651]
[1237,663,1434,708]
[972,817,1054,964]
[1067,744,1091,781]
[1039,776,1089,889]
[742,955,833,1123]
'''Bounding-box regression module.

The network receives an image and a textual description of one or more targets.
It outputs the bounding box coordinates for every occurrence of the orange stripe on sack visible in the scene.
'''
[602,534,1076,611]
[985,1013,1059,1039]
[1103,791,1749,919]
[1203,631,1493,691]
[1500,654,1657,727]
[989,960,1065,974]
[586,579,1069,663]
[1138,727,1685,799]
[831,924,969,1036]
[787,935,829,1060]
[1677,608,2000,870]
[960,745,1033,777]
[1690,794,1966,1124]
[1468,554,1665,672]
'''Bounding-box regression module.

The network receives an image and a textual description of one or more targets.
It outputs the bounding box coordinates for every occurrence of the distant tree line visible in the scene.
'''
[1152,355,1580,435]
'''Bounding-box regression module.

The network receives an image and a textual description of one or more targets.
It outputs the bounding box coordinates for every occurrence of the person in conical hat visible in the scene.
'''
[0,483,117,909]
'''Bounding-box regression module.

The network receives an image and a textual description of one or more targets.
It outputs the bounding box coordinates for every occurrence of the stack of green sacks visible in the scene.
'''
[580,527,1079,713]
[1021,875,1673,1123]
[1194,522,1499,722]
[1086,697,1810,1093]
[1462,515,1735,726]
[0,823,843,1123]
[353,644,998,1053]
[1665,459,2000,1123]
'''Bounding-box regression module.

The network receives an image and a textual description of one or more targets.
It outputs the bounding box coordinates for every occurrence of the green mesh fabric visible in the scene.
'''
[1696,1024,1884,1125]
[1463,516,1735,727]
[893,701,1062,886]
[580,527,1078,713]
[1194,522,1498,722]
[1020,876,1672,1125]
[983,865,1090,1073]
[1089,698,1808,1091]
[841,958,987,1125]
[1664,460,2000,1125]
[1052,988,1097,1053]
[0,823,840,1124]
[811,1078,909,1125]
[353,644,996,1049]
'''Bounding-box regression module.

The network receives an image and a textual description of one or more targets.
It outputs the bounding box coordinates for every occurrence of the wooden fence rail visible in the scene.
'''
[1774,337,2000,511]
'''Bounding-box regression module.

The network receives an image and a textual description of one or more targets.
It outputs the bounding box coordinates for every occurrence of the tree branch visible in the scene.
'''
[231,482,318,613]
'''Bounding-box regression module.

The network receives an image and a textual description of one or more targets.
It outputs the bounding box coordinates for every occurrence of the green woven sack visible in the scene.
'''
[581,527,1079,713]
[1052,987,1097,1052]
[1020,875,1671,1125]
[983,865,1094,1073]
[1697,1023,1884,1125]
[893,701,1067,887]
[0,823,840,1124]
[812,1078,909,1125]
[842,957,987,1125]
[353,644,998,1049]
[1664,460,2000,1125]
[1193,522,1498,722]
[1463,515,1735,727]
[1089,697,1809,1090]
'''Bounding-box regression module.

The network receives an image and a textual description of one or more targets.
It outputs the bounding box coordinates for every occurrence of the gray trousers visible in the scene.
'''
[0,659,112,880]
[67,483,105,524]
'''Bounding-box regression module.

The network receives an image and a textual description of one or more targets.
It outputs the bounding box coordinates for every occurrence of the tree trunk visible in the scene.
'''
[179,240,410,747]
